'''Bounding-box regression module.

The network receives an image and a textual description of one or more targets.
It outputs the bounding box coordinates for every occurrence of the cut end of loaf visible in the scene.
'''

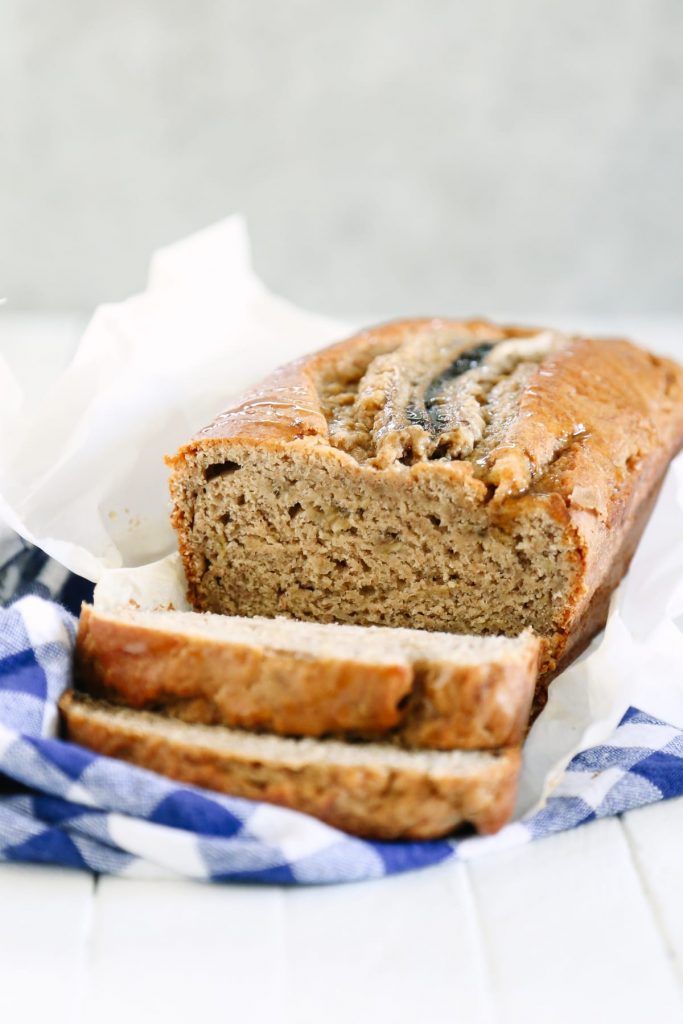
[170,438,578,661]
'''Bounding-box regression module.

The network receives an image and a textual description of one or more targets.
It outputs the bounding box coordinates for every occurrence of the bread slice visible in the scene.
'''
[75,604,539,750]
[59,691,521,839]
[167,318,683,683]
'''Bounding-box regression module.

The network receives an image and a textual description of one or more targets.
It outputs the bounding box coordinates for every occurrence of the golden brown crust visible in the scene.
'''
[75,606,538,750]
[167,318,683,677]
[533,433,673,708]
[400,654,538,750]
[59,691,520,839]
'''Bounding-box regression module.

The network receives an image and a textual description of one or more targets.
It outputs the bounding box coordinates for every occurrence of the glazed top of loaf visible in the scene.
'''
[170,318,683,519]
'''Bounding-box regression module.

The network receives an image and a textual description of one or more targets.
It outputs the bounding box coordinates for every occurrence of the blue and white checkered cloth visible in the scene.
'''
[1,541,683,883]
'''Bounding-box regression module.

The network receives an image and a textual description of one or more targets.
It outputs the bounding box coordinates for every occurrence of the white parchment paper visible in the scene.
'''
[0,216,346,580]
[2,216,682,815]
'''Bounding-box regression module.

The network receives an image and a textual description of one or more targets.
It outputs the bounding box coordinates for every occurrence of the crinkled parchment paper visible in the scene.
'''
[0,216,346,579]
[2,216,682,816]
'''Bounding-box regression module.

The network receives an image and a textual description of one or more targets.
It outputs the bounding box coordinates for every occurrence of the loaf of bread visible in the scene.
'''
[168,319,683,679]
[59,691,520,839]
[75,604,539,749]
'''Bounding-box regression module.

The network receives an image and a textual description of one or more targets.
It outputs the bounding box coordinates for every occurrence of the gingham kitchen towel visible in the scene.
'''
[0,532,93,613]
[1,586,683,883]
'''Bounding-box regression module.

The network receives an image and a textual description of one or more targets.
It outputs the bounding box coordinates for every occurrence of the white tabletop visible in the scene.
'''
[1,314,683,1023]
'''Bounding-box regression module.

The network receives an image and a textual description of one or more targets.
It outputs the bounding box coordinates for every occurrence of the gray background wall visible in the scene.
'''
[1,0,682,317]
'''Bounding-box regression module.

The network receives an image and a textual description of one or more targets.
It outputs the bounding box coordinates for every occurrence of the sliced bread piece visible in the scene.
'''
[76,604,539,750]
[59,691,521,839]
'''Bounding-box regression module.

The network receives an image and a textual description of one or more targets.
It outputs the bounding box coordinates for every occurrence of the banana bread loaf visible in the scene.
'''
[168,319,683,679]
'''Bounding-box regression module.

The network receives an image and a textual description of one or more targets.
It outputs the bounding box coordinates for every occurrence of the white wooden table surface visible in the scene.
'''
[1,314,683,1023]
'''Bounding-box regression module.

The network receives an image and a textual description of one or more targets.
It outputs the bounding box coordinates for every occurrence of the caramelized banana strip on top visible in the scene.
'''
[355,333,498,466]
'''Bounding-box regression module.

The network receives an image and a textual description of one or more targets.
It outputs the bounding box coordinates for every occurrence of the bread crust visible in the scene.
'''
[536,439,672,694]
[59,691,521,839]
[168,318,683,676]
[75,605,538,749]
